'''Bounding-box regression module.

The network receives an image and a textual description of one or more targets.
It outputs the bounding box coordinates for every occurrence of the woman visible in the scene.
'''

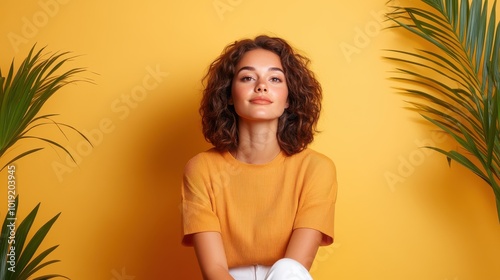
[181,35,337,280]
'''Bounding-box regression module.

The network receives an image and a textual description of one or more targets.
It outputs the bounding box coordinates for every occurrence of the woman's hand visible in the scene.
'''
[284,228,323,270]
[192,231,235,280]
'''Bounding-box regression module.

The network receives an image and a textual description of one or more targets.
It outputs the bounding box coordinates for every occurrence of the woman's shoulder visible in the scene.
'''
[292,148,335,166]
[285,148,337,177]
[184,148,225,171]
[187,147,223,160]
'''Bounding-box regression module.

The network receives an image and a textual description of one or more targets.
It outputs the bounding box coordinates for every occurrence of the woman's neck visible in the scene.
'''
[231,120,281,164]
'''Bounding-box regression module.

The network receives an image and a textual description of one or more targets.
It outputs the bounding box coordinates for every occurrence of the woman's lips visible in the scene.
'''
[249,97,272,104]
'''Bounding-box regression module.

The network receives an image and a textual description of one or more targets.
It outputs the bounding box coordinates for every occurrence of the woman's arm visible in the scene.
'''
[192,231,234,280]
[284,228,323,270]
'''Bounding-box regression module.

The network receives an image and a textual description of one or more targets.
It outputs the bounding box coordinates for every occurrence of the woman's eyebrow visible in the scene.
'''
[236,66,285,74]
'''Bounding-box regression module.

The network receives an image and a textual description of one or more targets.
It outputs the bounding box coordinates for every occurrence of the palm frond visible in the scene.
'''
[0,197,67,280]
[0,44,90,169]
[0,148,44,172]
[386,0,500,220]
[12,212,61,280]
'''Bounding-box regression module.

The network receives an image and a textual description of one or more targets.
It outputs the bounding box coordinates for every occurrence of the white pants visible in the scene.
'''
[229,258,313,280]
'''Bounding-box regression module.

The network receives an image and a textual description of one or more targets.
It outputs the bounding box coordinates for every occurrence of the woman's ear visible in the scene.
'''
[228,96,234,105]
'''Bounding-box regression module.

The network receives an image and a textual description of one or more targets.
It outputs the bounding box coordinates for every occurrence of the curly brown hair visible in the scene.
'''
[200,35,322,156]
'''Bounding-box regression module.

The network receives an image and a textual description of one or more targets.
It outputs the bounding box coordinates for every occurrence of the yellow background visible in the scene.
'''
[1,0,499,279]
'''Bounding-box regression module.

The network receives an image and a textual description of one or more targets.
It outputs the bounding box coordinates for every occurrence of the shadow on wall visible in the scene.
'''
[121,86,210,279]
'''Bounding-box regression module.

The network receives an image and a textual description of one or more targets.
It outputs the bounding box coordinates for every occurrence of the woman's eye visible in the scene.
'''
[270,77,282,83]
[241,76,254,82]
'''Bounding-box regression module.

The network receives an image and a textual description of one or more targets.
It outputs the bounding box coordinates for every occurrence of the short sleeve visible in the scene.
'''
[181,155,221,246]
[293,154,338,245]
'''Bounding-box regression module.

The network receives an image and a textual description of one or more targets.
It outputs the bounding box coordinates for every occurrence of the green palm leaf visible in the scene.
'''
[0,44,90,171]
[31,275,69,280]
[0,197,67,280]
[386,0,500,221]
[12,212,61,280]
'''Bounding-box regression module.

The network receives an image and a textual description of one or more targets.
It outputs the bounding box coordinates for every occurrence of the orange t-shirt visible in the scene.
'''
[181,148,337,268]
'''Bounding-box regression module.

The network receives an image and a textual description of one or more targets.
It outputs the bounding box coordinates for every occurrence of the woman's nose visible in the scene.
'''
[255,81,268,92]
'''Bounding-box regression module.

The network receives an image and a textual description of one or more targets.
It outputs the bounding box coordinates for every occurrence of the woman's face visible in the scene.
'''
[230,48,289,124]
